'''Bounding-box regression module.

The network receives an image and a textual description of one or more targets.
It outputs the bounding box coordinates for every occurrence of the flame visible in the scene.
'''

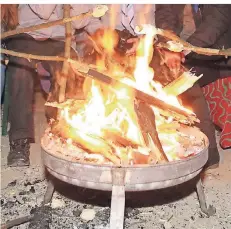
[59,24,197,163]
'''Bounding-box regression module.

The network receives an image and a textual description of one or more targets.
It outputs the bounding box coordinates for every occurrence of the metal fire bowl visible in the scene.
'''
[42,134,209,192]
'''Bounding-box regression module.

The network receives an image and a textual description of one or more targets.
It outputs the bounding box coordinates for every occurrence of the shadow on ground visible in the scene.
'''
[49,173,200,209]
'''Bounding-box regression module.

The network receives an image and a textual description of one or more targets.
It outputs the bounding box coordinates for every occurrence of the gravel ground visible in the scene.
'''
[1,92,231,229]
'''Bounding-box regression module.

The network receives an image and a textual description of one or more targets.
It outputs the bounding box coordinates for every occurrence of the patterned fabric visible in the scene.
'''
[202,77,231,148]
[121,4,135,33]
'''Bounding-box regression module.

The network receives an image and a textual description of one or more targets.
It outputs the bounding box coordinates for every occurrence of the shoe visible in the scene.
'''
[7,138,30,167]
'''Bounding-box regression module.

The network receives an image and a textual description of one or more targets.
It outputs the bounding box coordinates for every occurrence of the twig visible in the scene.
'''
[86,33,104,55]
[0,48,93,71]
[1,48,66,62]
[59,5,72,103]
[1,215,33,229]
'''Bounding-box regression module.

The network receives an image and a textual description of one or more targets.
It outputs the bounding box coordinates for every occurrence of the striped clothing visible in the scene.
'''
[121,4,135,33]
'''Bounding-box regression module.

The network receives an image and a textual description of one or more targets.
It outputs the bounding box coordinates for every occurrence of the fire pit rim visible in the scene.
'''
[41,133,208,169]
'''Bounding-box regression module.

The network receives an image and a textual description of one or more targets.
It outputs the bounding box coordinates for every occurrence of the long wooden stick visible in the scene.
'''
[59,5,72,103]
[157,29,231,57]
[0,48,92,71]
[135,26,231,57]
[1,11,92,40]
[1,48,66,62]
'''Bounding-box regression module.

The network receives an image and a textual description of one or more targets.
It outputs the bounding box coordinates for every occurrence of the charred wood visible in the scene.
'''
[135,100,169,163]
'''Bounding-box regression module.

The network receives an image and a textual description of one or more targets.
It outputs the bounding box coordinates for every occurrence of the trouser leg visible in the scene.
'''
[8,56,35,141]
[5,34,65,140]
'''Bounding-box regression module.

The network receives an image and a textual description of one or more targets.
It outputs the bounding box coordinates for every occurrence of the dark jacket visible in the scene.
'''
[155,4,231,86]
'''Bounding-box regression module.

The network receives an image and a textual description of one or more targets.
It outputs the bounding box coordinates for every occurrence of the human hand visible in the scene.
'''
[159,49,185,75]
[126,37,140,55]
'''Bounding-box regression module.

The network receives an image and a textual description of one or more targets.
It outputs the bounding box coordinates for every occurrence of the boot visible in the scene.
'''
[7,138,30,167]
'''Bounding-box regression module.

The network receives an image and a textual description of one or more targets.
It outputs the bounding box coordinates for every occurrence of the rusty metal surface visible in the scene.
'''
[42,133,208,191]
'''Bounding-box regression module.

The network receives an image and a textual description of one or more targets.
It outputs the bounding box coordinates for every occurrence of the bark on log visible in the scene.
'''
[134,100,169,163]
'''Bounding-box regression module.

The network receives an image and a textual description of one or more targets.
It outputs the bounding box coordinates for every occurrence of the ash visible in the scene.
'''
[1,92,231,229]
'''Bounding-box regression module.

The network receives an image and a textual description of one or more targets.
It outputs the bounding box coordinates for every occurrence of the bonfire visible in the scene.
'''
[42,24,206,166]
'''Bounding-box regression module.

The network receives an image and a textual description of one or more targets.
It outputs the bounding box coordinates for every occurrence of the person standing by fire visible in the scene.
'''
[3,4,103,167]
[155,4,231,172]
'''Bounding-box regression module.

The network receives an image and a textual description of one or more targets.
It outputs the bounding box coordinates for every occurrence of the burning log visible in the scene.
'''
[51,120,121,165]
[134,100,168,163]
[69,67,198,124]
[163,71,202,96]
[102,129,139,148]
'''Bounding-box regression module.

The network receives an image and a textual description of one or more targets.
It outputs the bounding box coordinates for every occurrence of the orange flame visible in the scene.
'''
[60,25,195,162]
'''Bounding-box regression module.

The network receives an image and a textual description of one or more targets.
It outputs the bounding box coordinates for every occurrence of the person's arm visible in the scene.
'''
[85,17,103,34]
[28,5,57,20]
[186,5,231,60]
[71,5,102,34]
[187,5,231,48]
[155,4,179,33]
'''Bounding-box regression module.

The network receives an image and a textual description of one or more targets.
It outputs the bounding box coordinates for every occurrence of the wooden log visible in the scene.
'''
[73,68,198,124]
[51,120,121,165]
[102,128,139,148]
[134,100,169,163]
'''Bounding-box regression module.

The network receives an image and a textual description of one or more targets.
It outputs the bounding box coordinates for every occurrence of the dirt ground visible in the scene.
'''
[1,92,231,229]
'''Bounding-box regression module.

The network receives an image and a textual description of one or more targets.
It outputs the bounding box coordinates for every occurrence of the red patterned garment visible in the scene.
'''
[202,77,231,149]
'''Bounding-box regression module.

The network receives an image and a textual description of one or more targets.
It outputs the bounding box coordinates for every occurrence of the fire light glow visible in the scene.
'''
[60,24,196,162]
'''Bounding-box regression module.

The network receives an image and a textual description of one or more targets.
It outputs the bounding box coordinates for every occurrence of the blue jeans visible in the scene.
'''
[1,53,6,99]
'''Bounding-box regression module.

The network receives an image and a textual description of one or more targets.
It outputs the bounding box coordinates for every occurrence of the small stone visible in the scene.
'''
[8,180,17,187]
[164,221,172,229]
[24,181,32,186]
[125,207,133,217]
[73,209,82,217]
[19,191,28,195]
[30,186,36,193]
[4,201,15,209]
[51,198,66,209]
[80,209,96,222]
